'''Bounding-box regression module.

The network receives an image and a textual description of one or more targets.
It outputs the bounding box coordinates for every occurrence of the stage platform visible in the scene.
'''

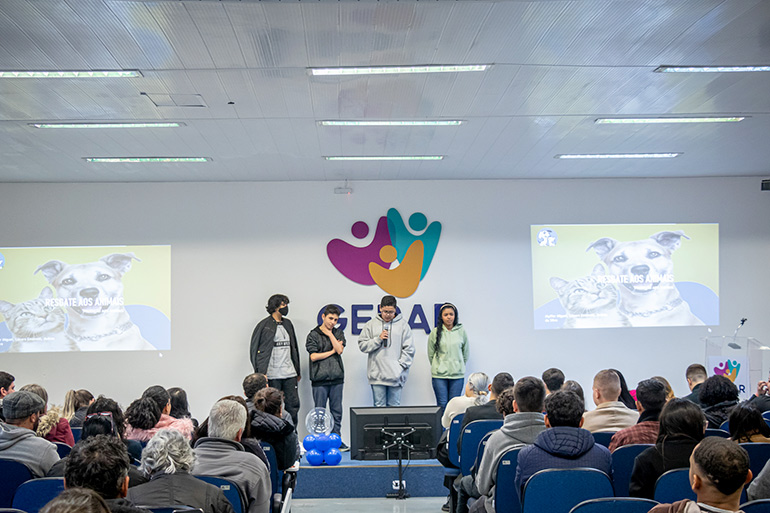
[294,452,446,499]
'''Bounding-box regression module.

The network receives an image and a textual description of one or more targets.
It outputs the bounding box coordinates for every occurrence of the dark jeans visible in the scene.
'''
[432,377,465,410]
[311,383,344,435]
[268,377,300,427]
[454,474,479,513]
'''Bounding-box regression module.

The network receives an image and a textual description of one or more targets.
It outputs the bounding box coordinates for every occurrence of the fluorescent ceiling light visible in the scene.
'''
[84,157,210,163]
[325,156,444,161]
[555,153,681,159]
[320,120,463,126]
[595,117,745,124]
[310,65,488,76]
[654,65,770,73]
[32,122,184,129]
[0,70,142,78]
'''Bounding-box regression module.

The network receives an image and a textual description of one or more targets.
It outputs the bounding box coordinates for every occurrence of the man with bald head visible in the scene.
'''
[582,369,639,433]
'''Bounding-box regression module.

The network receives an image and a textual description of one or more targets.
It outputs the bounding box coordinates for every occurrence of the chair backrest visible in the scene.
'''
[611,444,653,497]
[195,475,247,513]
[705,428,730,438]
[11,477,65,513]
[591,432,616,449]
[54,442,72,459]
[494,447,522,513]
[522,468,613,513]
[260,441,281,511]
[0,509,29,513]
[448,414,464,468]
[460,420,503,476]
[140,506,203,513]
[720,420,730,432]
[0,459,34,508]
[653,468,696,504]
[569,497,659,513]
[742,498,770,513]
[473,431,495,475]
[70,427,82,443]
[740,443,770,481]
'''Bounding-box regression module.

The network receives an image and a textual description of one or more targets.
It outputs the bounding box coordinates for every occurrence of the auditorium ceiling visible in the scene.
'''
[0,0,768,182]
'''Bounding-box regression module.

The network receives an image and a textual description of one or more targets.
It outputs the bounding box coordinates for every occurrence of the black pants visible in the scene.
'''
[269,377,300,428]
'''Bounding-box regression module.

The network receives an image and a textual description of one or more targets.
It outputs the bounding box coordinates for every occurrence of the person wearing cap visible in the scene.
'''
[428,303,469,412]
[0,389,60,476]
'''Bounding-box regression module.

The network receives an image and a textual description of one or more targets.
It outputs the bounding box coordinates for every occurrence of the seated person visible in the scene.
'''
[609,378,667,451]
[682,364,707,407]
[250,387,300,471]
[541,368,564,396]
[629,398,706,499]
[168,387,198,430]
[88,396,144,464]
[652,376,676,401]
[127,429,233,513]
[514,390,612,498]
[651,437,751,513]
[41,488,111,513]
[193,399,271,513]
[561,380,585,408]
[64,434,150,513]
[125,386,194,442]
[472,377,547,513]
[699,375,739,429]
[64,389,94,428]
[457,373,514,453]
[0,390,59,476]
[728,401,770,443]
[442,372,490,428]
[582,369,639,433]
[20,383,75,446]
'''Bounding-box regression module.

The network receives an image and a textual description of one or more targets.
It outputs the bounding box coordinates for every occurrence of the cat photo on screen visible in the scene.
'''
[0,287,78,352]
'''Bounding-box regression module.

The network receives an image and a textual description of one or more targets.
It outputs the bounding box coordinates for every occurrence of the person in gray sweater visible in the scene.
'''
[471,377,547,513]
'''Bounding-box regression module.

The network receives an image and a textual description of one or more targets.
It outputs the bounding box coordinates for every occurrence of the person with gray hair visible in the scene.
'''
[127,429,232,513]
[441,372,490,428]
[193,400,270,513]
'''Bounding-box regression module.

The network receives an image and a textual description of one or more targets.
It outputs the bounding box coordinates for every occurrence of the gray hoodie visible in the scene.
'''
[0,422,60,477]
[476,412,546,513]
[358,313,415,387]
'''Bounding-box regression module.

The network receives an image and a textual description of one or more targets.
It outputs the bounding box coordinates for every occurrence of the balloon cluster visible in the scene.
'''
[303,433,342,466]
[303,407,341,466]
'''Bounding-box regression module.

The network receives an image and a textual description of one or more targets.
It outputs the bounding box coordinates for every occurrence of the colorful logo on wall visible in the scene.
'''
[327,208,442,298]
[714,359,741,382]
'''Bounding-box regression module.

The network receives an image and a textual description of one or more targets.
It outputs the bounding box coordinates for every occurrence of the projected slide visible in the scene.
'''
[532,224,718,329]
[0,245,170,352]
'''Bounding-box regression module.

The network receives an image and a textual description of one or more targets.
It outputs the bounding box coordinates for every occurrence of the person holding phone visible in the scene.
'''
[358,295,415,407]
[748,373,770,412]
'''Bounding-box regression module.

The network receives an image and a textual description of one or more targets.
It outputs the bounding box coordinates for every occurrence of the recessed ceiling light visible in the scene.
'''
[595,117,745,124]
[555,153,681,159]
[654,65,770,73]
[310,65,488,76]
[0,70,142,78]
[319,120,463,127]
[84,157,210,163]
[325,156,444,161]
[32,122,184,129]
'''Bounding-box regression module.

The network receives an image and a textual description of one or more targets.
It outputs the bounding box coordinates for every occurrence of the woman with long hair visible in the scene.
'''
[428,303,470,411]
[629,398,707,499]
[729,401,770,443]
[125,385,194,442]
[441,372,490,428]
[63,389,94,427]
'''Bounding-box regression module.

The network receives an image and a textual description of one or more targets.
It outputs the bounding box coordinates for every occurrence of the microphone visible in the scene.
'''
[727,318,747,349]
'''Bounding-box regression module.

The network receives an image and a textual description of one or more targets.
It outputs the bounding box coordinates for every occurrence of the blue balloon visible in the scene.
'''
[324,448,342,466]
[306,449,324,466]
[302,434,316,451]
[328,433,342,450]
[315,433,332,452]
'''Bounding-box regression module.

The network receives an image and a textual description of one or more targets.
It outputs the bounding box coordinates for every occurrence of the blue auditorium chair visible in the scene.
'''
[741,443,770,482]
[448,414,464,468]
[260,442,281,512]
[742,498,770,512]
[704,428,730,438]
[494,447,522,513]
[460,420,502,476]
[521,468,613,513]
[11,478,65,513]
[70,427,82,443]
[591,432,616,449]
[653,468,696,504]
[569,497,659,513]
[610,444,652,497]
[54,443,72,458]
[195,476,246,513]
[0,459,33,508]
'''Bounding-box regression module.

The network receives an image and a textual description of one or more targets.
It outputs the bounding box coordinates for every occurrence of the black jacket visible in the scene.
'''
[682,384,702,407]
[127,473,234,513]
[629,434,700,499]
[703,399,738,429]
[306,326,346,386]
[249,316,300,377]
[250,409,299,471]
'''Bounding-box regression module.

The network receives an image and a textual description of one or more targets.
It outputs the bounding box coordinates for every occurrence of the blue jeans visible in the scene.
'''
[432,377,465,409]
[312,383,344,435]
[371,384,402,407]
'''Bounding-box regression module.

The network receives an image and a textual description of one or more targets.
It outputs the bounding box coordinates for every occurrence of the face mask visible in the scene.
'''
[279,306,289,316]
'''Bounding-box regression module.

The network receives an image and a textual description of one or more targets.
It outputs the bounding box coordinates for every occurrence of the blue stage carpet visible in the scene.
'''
[295,452,446,498]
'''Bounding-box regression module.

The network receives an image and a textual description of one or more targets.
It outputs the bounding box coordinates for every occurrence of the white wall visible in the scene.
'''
[1,177,769,442]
